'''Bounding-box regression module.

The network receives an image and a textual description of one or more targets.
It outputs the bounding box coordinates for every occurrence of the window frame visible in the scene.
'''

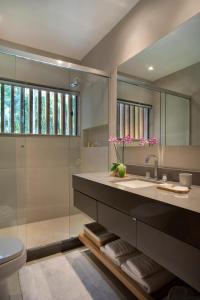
[0,77,80,137]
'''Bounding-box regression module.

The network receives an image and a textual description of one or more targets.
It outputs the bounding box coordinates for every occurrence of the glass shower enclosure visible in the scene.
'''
[0,49,109,250]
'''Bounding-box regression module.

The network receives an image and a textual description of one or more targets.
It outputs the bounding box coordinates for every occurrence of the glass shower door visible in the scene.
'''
[0,52,27,246]
[69,71,109,238]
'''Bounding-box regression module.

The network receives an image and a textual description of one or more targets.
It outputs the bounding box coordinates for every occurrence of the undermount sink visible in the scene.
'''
[114,179,158,189]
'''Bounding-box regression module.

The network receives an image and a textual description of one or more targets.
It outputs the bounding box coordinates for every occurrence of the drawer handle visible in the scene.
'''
[132,217,137,222]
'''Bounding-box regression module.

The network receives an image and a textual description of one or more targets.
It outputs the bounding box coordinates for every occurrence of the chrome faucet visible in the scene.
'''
[145,154,158,180]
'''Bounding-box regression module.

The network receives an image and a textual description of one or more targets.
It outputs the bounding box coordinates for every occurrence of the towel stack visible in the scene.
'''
[121,254,174,294]
[83,223,117,247]
[100,239,174,294]
[100,239,138,266]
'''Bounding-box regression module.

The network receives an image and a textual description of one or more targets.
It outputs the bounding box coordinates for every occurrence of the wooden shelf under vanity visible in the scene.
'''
[79,233,153,300]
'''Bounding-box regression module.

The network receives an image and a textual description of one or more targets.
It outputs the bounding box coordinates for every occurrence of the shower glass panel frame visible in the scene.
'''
[0,52,27,248]
[0,48,109,250]
[160,92,190,146]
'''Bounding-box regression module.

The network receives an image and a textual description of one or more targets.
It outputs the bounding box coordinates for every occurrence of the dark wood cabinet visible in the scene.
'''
[137,221,200,291]
[98,202,137,247]
[74,190,97,220]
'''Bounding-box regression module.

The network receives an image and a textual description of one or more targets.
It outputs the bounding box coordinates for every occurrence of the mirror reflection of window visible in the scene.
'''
[117,99,151,140]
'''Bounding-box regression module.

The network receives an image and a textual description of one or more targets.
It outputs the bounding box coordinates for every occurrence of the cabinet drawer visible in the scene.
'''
[137,221,200,292]
[98,202,137,247]
[74,191,97,220]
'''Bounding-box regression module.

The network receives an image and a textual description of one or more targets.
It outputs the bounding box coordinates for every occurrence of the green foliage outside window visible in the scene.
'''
[0,81,79,136]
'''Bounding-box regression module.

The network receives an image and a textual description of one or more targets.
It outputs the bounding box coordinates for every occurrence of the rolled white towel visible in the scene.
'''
[100,245,139,266]
[126,253,162,278]
[121,262,174,294]
[104,239,136,258]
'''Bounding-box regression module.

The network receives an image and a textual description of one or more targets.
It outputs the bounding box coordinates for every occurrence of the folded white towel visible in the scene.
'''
[104,239,135,258]
[100,245,138,266]
[126,253,162,278]
[121,262,174,294]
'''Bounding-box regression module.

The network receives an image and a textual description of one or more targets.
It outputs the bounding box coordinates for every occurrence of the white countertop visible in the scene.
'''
[74,172,200,214]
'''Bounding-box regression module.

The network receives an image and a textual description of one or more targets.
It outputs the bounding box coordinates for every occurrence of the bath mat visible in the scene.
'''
[19,250,136,300]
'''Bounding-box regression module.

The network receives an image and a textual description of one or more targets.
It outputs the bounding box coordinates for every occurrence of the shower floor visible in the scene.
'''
[0,214,92,249]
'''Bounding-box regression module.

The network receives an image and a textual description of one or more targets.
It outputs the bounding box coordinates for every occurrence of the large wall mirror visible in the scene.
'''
[117,12,200,146]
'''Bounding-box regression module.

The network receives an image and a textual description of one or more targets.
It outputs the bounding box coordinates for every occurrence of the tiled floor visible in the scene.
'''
[0,214,92,249]
[18,249,136,300]
[5,272,23,300]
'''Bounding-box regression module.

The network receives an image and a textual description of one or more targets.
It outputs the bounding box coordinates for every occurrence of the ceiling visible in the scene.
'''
[119,13,200,81]
[0,0,139,61]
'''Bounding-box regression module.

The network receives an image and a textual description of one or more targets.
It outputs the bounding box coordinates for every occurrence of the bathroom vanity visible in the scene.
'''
[73,172,200,294]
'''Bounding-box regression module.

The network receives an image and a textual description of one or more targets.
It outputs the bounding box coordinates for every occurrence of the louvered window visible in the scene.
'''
[0,80,79,136]
[117,99,151,139]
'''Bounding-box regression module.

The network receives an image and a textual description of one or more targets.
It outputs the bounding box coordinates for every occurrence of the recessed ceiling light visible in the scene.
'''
[57,60,63,65]
[148,66,154,71]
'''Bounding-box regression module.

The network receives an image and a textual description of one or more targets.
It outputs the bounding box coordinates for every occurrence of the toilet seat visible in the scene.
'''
[0,238,24,265]
[0,238,26,282]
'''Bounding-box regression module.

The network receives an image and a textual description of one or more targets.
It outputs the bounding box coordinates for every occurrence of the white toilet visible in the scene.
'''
[0,237,26,300]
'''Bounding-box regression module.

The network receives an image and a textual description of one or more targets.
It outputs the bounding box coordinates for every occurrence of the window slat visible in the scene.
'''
[11,86,14,133]
[69,95,73,136]
[130,106,135,138]
[54,93,58,135]
[124,104,130,136]
[4,85,12,133]
[33,89,39,134]
[46,91,50,135]
[119,103,124,138]
[139,107,144,138]
[72,95,77,136]
[49,91,55,135]
[21,88,25,133]
[57,93,62,135]
[62,93,65,135]
[1,84,4,133]
[41,90,47,134]
[144,108,148,139]
[24,88,30,134]
[65,94,70,135]
[38,90,42,134]
[29,89,33,134]
[14,86,21,133]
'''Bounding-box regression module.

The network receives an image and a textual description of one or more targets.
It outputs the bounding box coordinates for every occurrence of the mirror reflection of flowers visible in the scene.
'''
[108,135,134,177]
[139,136,159,146]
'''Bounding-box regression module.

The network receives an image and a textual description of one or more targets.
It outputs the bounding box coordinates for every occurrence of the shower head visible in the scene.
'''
[70,77,80,88]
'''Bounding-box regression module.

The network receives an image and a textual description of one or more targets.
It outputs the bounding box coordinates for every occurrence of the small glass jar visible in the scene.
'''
[162,174,167,183]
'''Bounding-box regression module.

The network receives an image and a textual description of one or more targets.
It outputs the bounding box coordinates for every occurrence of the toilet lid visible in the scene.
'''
[0,238,24,265]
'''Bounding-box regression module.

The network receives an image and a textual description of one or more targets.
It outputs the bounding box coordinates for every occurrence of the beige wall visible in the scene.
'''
[83,0,200,171]
[0,135,81,226]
